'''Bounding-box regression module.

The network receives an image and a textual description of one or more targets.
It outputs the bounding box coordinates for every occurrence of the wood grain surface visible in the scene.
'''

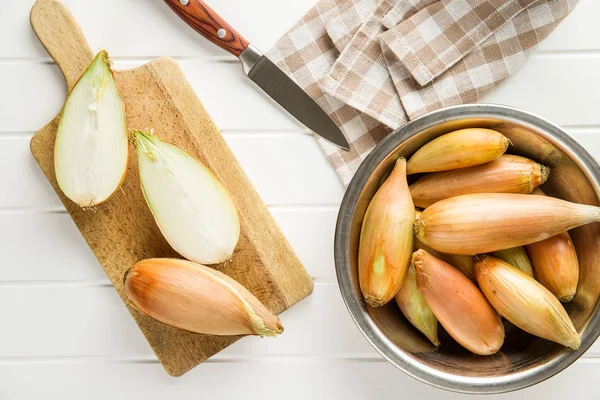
[28,0,313,377]
[164,0,250,57]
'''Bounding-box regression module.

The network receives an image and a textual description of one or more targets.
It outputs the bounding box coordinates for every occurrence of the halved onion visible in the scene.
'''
[133,131,240,264]
[54,50,128,206]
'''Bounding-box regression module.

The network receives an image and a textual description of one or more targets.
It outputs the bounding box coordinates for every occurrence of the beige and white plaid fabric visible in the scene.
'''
[267,0,578,185]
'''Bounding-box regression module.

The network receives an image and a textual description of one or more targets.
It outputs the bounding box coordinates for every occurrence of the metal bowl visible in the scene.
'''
[334,104,600,394]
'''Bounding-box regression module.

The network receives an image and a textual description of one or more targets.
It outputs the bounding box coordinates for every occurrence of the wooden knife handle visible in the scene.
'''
[164,0,250,57]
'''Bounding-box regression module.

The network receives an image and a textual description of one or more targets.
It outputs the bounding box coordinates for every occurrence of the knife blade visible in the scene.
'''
[164,0,350,150]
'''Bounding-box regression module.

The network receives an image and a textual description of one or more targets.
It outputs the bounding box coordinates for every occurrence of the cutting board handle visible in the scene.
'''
[30,0,95,91]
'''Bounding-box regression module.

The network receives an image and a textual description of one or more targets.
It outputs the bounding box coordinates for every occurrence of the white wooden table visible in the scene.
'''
[2,0,600,398]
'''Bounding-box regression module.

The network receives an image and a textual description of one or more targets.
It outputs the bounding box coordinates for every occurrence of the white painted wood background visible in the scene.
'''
[1,0,600,398]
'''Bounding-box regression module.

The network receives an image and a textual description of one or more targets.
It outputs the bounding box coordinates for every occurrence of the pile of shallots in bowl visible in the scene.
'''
[358,128,597,355]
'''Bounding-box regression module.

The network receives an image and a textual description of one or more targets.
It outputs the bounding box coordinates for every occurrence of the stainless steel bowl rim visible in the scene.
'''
[334,103,600,394]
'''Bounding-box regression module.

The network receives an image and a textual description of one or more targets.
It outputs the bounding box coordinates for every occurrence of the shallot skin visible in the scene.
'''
[358,158,414,307]
[415,193,600,255]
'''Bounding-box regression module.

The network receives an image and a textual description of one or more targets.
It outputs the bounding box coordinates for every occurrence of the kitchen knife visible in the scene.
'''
[164,0,350,150]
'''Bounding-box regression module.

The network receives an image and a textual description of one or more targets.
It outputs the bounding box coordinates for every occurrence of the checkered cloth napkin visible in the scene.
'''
[267,0,578,185]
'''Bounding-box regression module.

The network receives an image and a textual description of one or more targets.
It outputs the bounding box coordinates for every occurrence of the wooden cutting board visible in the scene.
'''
[29,0,313,377]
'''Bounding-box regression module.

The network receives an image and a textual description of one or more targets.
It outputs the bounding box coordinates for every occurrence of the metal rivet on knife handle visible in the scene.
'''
[164,0,250,57]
